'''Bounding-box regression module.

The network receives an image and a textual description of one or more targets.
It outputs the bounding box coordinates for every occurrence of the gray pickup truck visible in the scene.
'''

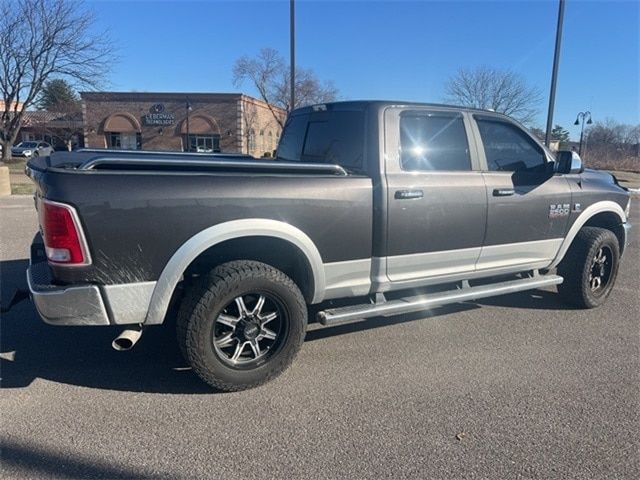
[26,101,631,391]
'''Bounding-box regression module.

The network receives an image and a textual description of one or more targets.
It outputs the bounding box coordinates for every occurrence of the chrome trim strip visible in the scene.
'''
[102,281,157,325]
[39,198,92,267]
[144,219,326,325]
[548,201,627,268]
[323,259,372,300]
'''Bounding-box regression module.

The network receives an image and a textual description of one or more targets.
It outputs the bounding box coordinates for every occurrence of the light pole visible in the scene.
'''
[545,0,566,147]
[574,111,592,156]
[290,0,296,111]
[185,98,192,152]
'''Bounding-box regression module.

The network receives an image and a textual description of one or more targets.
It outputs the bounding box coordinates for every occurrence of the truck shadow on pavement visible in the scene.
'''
[1,258,214,394]
[0,438,172,480]
[1,258,574,394]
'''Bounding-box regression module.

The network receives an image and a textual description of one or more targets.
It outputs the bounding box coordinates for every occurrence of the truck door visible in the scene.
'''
[384,108,487,283]
[472,115,572,270]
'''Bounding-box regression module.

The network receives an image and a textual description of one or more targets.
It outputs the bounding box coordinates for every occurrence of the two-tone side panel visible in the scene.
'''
[381,107,487,289]
[469,115,573,271]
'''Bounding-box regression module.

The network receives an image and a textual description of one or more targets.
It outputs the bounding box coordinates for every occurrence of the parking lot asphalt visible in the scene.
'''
[1,194,638,479]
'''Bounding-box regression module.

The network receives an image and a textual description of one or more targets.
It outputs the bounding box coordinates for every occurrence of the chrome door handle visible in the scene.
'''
[395,189,424,200]
[493,188,515,196]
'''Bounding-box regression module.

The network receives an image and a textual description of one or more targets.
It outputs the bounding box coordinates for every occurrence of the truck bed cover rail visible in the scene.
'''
[76,151,348,176]
[80,157,349,175]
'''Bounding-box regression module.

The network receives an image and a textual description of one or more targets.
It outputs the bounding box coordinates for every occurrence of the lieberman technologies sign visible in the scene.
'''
[142,104,175,126]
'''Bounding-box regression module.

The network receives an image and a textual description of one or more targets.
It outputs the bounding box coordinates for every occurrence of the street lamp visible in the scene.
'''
[574,111,593,156]
[185,99,192,152]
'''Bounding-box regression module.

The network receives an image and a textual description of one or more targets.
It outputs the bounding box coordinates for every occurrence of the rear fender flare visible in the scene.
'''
[144,219,325,325]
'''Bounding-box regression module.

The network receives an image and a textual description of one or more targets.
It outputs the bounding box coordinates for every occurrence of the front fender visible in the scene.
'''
[549,200,627,269]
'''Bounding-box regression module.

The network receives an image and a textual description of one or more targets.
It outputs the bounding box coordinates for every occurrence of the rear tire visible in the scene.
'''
[176,260,307,391]
[557,227,620,308]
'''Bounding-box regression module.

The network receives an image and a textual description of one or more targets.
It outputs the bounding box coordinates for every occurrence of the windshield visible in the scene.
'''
[18,142,38,148]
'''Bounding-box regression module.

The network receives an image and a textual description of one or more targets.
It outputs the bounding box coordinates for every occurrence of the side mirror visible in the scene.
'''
[555,150,583,174]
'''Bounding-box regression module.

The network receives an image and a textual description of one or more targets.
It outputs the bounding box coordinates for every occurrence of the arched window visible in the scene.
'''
[180,113,221,152]
[103,113,142,149]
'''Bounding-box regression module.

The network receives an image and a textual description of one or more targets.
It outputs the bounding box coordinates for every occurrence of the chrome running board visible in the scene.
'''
[317,273,563,326]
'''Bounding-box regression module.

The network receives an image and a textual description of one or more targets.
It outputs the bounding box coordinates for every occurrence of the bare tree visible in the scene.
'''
[0,0,114,161]
[586,118,640,147]
[444,66,542,125]
[528,127,546,142]
[233,48,339,128]
[31,102,83,151]
[582,118,640,172]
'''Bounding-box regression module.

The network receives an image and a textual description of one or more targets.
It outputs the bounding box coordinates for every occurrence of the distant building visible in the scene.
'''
[81,92,285,157]
[0,109,83,150]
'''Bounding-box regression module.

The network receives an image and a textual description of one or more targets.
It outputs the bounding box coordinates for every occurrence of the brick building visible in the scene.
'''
[81,92,286,157]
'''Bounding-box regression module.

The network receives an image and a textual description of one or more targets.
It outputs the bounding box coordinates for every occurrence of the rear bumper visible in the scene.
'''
[27,260,110,326]
[27,236,156,326]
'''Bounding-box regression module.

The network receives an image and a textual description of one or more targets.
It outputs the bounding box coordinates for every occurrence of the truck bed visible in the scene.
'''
[27,150,373,289]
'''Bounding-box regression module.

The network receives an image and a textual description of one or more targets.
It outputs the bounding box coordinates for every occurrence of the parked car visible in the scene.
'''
[11,141,54,158]
[25,101,631,391]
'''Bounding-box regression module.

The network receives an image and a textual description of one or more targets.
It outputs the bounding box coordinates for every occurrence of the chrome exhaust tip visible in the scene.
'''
[112,327,143,351]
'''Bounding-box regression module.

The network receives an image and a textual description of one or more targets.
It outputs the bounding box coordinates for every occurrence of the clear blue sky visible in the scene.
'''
[88,0,639,139]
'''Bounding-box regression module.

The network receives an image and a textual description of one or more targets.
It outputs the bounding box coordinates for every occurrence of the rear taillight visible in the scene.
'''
[40,199,90,265]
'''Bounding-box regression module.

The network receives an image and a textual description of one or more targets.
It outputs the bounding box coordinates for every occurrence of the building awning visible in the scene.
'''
[103,113,141,132]
[180,114,220,135]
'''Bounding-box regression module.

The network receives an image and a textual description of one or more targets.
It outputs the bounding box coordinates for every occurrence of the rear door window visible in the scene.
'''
[399,112,471,171]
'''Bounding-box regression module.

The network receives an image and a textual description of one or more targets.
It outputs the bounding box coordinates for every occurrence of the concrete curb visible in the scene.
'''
[0,166,11,196]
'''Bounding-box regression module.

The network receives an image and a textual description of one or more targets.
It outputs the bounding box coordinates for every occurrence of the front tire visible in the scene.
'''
[177,260,307,391]
[557,226,620,308]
